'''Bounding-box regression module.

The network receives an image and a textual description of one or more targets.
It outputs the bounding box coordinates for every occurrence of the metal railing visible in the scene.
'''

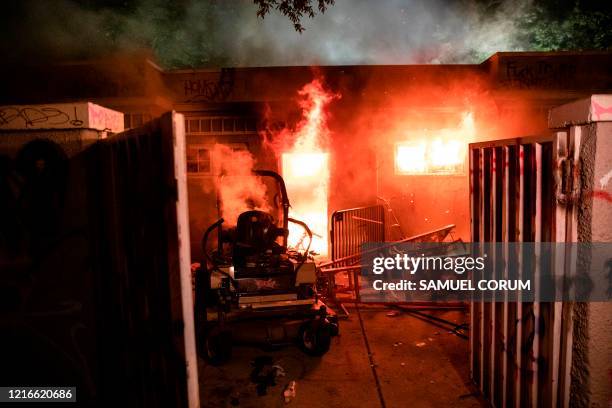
[330,205,385,264]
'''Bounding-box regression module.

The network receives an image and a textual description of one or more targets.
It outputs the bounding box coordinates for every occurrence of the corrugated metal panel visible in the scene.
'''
[469,133,577,408]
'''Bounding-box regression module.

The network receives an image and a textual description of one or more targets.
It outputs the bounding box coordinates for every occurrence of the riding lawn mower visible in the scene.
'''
[195,170,338,364]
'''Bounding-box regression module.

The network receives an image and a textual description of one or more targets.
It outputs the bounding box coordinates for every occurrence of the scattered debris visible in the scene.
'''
[283,381,297,403]
[273,365,286,378]
[415,342,426,347]
[250,356,278,396]
[393,341,403,347]
[386,310,400,317]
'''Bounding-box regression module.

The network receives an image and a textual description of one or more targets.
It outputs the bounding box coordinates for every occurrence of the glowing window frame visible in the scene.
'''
[394,140,466,175]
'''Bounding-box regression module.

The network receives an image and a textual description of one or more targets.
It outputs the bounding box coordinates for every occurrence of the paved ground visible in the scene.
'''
[199,305,486,408]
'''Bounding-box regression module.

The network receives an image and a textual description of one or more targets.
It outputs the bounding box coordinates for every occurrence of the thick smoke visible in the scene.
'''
[222,0,531,65]
[210,144,270,226]
[1,0,588,68]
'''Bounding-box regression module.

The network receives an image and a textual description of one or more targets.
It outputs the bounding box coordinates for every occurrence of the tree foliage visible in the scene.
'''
[515,1,612,51]
[254,0,335,32]
[1,0,610,69]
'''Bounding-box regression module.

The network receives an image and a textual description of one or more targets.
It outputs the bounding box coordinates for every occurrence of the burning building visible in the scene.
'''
[4,52,610,257]
[1,51,611,407]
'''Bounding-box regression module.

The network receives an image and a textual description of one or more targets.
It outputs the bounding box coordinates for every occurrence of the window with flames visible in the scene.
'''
[394,112,473,175]
[395,139,466,175]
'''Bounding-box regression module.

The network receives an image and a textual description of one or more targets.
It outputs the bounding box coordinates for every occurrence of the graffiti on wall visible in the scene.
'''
[0,106,84,128]
[502,60,577,89]
[592,100,612,121]
[0,103,124,132]
[183,68,235,102]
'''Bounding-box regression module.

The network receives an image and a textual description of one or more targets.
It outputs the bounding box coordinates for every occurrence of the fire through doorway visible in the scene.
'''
[0,0,610,403]
[276,79,338,258]
[282,151,329,256]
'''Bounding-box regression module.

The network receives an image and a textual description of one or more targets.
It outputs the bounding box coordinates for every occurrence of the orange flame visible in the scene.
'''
[281,79,339,258]
[395,112,473,175]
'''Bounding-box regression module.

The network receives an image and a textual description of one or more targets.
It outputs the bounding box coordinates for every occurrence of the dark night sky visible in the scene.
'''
[1,0,610,68]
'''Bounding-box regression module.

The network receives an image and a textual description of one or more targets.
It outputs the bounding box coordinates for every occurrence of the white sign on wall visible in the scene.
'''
[0,102,124,133]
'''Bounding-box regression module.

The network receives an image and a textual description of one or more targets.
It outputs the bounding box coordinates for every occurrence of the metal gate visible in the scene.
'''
[469,131,579,407]
[330,205,386,263]
[323,205,385,304]
[324,206,458,305]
